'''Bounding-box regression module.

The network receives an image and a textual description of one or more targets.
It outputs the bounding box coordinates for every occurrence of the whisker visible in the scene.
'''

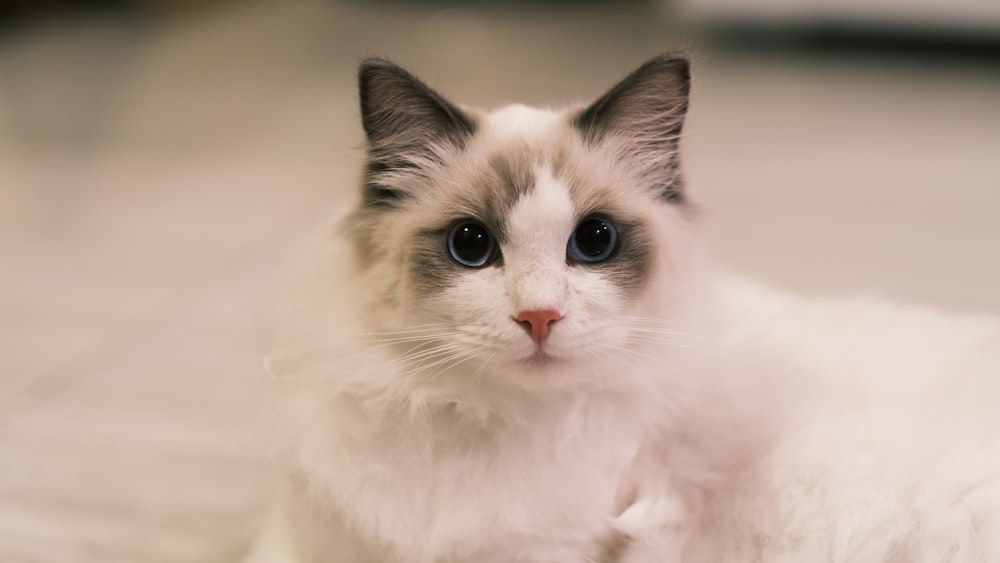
[471,353,494,387]
[411,307,458,326]
[357,323,453,337]
[400,345,472,372]
[619,315,687,326]
[360,332,459,345]
[623,333,710,353]
[623,332,707,347]
[423,353,477,386]
[397,343,468,365]
[405,351,475,380]
[625,326,705,338]
[622,335,709,353]
[605,347,645,374]
[602,342,675,371]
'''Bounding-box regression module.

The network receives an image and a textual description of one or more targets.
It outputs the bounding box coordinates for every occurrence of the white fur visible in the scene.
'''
[484,104,566,145]
[246,101,1000,562]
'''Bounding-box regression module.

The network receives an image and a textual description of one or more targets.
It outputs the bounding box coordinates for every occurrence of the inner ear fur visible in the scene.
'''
[574,54,691,202]
[575,54,690,143]
[359,58,475,153]
[357,58,476,208]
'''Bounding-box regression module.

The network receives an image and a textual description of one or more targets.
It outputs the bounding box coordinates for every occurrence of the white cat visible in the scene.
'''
[245,55,1000,562]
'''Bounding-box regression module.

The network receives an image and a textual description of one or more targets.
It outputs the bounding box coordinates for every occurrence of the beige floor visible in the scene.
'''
[0,2,998,562]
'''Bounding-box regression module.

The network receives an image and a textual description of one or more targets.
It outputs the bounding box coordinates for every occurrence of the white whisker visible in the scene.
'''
[397,343,468,365]
[423,353,477,386]
[401,348,472,375]
[357,323,453,337]
[361,332,458,345]
[622,335,709,354]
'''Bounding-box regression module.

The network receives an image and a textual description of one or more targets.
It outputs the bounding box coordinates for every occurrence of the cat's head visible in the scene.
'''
[341,54,701,394]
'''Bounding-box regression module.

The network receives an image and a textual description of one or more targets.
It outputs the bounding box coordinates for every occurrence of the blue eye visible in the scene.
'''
[447,221,497,268]
[568,216,618,263]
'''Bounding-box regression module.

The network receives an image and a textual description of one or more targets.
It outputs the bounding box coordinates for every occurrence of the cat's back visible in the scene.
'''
[707,276,1000,562]
[717,275,1000,402]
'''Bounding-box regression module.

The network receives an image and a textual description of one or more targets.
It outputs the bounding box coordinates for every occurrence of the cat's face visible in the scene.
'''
[343,55,697,390]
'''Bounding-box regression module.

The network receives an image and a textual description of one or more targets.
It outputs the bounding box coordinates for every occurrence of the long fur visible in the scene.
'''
[245,56,1000,563]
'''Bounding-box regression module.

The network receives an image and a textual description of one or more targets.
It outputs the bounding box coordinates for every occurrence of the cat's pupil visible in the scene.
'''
[569,217,618,263]
[575,220,612,256]
[447,222,496,268]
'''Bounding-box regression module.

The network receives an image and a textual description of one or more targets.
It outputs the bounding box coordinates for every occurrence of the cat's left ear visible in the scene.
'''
[574,54,690,202]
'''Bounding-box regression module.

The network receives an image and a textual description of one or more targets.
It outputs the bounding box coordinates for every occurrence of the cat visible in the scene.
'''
[244,54,1000,563]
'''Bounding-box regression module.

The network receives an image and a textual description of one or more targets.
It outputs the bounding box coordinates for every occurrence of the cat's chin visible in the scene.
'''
[503,350,598,383]
[517,350,563,370]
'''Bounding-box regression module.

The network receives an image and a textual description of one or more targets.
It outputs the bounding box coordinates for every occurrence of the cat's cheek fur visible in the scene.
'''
[419,270,532,361]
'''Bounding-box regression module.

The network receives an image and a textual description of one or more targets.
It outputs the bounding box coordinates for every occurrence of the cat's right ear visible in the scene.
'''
[358,58,475,207]
[359,58,474,158]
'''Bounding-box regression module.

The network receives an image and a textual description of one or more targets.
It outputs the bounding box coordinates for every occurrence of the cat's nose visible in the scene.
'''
[514,309,563,347]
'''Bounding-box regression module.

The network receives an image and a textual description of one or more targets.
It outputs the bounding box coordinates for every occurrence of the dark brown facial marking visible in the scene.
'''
[408,226,467,297]
[476,150,536,243]
[340,207,381,270]
[577,218,653,297]
[363,160,412,208]
[405,149,538,298]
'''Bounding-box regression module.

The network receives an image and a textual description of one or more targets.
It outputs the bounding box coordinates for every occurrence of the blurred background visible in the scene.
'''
[0,0,997,561]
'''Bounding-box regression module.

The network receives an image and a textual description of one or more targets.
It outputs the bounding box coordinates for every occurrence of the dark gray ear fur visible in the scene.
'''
[574,54,691,202]
[358,58,474,207]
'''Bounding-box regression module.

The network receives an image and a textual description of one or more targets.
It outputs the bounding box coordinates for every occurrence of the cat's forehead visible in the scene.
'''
[479,104,566,147]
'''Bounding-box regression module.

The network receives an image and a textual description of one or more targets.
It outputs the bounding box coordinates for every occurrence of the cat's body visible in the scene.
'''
[246,56,1000,562]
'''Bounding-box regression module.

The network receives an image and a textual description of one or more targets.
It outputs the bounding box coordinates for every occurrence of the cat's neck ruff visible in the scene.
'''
[284,345,682,563]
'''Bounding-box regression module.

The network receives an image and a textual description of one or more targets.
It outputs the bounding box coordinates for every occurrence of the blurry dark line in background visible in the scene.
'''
[341,0,656,13]
[0,0,138,25]
[0,0,147,152]
[705,20,1000,63]
[0,0,226,34]
[344,0,651,6]
[0,1,141,47]
[2,0,999,65]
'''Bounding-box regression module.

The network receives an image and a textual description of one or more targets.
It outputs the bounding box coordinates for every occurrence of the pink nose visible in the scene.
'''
[514,309,563,347]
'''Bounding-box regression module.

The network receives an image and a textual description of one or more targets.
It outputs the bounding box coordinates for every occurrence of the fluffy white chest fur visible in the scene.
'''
[245,55,1000,563]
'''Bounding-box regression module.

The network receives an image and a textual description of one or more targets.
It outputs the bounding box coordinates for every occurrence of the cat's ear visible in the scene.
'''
[574,54,690,202]
[358,58,475,207]
[359,58,474,155]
